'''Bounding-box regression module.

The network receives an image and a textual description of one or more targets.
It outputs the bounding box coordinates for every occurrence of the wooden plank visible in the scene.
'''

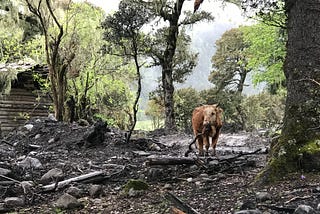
[0,112,49,117]
[0,106,50,111]
[0,100,52,105]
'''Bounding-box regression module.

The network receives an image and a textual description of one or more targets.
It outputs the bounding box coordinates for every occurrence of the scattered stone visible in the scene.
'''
[149,143,161,151]
[17,157,42,169]
[187,177,193,182]
[195,181,201,186]
[126,188,145,197]
[40,168,64,184]
[256,191,272,202]
[24,124,33,131]
[199,173,209,178]
[0,167,11,176]
[0,203,10,213]
[89,185,103,198]
[239,200,256,210]
[208,160,219,166]
[55,193,82,209]
[163,184,173,190]
[48,113,57,121]
[48,138,55,143]
[147,168,163,180]
[132,151,151,156]
[83,120,108,147]
[294,205,316,214]
[20,181,35,194]
[34,134,41,139]
[66,186,83,198]
[4,197,25,207]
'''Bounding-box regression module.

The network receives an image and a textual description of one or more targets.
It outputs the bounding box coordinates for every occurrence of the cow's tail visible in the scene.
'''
[184,133,202,157]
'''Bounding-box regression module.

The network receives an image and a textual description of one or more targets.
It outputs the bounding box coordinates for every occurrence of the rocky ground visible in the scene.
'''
[0,117,320,214]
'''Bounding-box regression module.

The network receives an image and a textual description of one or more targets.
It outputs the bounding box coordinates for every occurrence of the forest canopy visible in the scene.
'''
[0,0,287,133]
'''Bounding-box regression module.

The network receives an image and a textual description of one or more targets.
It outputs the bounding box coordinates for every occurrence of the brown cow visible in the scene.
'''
[192,104,223,156]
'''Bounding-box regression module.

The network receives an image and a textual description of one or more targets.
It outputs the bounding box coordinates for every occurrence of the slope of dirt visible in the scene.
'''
[0,118,320,214]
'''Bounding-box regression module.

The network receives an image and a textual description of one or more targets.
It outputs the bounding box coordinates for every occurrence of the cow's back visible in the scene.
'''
[192,106,205,135]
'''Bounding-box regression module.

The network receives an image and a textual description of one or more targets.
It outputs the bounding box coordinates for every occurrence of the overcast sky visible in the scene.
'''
[73,0,249,25]
[72,0,258,94]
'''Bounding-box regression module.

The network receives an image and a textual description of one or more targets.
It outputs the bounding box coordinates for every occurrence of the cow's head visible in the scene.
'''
[203,104,223,126]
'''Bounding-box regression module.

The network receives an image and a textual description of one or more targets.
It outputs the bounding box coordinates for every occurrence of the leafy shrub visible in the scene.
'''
[241,92,285,130]
[174,87,204,133]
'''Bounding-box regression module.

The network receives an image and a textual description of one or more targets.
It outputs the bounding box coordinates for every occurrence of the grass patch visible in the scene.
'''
[135,120,163,131]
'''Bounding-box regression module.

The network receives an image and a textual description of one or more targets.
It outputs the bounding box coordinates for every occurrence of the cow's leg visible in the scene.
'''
[203,135,210,156]
[197,136,204,156]
[211,128,221,156]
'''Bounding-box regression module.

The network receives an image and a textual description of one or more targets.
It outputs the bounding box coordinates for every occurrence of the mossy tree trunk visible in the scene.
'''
[160,0,185,130]
[25,0,73,121]
[260,0,320,183]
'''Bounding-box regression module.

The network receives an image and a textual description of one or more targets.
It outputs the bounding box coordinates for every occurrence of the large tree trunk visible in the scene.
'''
[259,0,320,183]
[162,0,185,130]
[162,66,175,130]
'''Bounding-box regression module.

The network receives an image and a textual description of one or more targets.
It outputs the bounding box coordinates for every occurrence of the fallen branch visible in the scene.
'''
[42,171,104,192]
[165,191,200,214]
[284,195,313,205]
[1,140,14,147]
[42,164,126,192]
[0,175,21,184]
[218,148,262,162]
[145,157,207,166]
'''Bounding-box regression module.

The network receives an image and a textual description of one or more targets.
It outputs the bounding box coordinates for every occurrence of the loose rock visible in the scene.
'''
[55,193,82,209]
[4,197,25,207]
[40,168,64,184]
[294,205,316,214]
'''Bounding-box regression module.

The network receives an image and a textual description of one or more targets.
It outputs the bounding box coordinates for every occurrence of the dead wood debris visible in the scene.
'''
[165,191,200,214]
[42,165,125,192]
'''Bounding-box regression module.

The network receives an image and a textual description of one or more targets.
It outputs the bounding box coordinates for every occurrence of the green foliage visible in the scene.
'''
[145,99,164,129]
[0,68,17,94]
[241,92,285,130]
[209,27,250,93]
[174,87,204,132]
[63,2,135,126]
[145,27,199,83]
[0,1,44,63]
[198,88,285,131]
[123,179,149,193]
[241,23,286,93]
[102,0,152,55]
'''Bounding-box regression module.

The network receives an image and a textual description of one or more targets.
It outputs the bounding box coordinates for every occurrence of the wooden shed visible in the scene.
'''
[0,63,52,134]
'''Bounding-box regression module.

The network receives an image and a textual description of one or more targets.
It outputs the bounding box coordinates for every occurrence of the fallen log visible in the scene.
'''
[165,191,200,214]
[42,171,104,192]
[145,157,208,166]
[145,148,262,166]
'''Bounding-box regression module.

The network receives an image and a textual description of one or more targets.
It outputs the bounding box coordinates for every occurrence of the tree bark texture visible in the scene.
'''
[261,0,320,183]
[162,0,185,130]
[283,0,320,142]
